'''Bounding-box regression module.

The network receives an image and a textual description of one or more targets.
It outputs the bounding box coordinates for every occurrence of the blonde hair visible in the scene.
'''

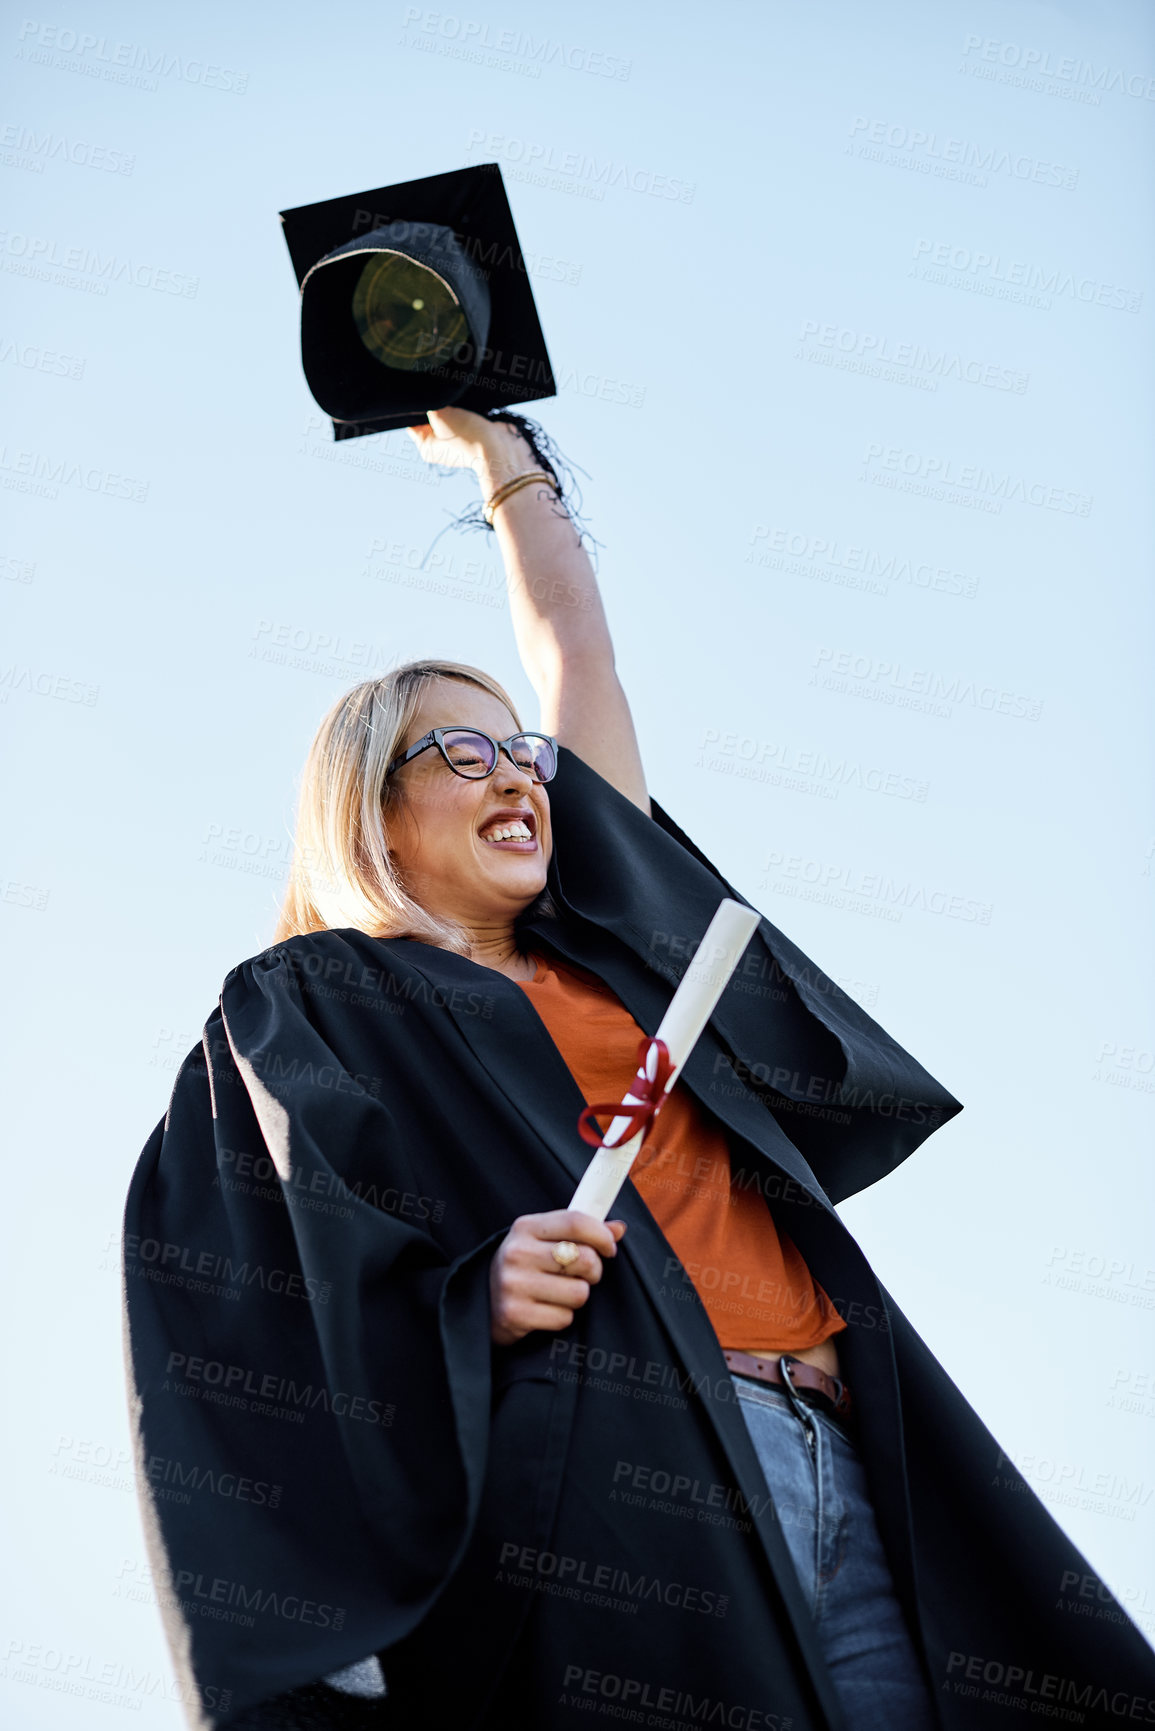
[274,658,545,956]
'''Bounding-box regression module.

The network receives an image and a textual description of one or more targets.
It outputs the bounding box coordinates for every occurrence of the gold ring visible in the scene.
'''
[551,1240,580,1271]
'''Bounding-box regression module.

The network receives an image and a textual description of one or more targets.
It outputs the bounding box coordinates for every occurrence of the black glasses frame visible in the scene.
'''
[383,726,559,783]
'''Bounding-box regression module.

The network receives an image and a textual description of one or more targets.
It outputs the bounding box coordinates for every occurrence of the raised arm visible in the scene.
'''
[408,409,651,817]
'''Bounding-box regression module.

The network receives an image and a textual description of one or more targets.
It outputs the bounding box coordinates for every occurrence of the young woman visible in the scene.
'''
[124,410,1155,1731]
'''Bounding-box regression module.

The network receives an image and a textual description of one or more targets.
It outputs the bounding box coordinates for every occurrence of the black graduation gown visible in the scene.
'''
[121,747,1155,1731]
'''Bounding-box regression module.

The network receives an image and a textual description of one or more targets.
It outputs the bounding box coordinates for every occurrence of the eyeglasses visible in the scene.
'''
[384,727,559,784]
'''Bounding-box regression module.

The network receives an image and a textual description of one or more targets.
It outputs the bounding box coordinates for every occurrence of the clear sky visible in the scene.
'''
[2,0,1153,1719]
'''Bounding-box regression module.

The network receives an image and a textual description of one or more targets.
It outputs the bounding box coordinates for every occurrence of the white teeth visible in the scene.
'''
[482,821,532,841]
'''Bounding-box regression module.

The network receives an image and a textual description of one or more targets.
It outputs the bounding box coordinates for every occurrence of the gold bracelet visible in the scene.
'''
[482,468,560,526]
[483,468,558,523]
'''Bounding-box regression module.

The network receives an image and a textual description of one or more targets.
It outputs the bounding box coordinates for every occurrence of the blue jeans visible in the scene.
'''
[731,1372,938,1731]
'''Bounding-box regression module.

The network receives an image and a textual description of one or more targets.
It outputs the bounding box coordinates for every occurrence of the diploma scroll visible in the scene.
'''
[566,897,761,1222]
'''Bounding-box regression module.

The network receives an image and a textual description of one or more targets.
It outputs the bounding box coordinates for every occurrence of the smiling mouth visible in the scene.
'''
[478,811,538,848]
[480,827,538,850]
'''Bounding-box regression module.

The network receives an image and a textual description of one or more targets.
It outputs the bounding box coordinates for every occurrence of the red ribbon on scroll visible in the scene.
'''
[575,1036,676,1151]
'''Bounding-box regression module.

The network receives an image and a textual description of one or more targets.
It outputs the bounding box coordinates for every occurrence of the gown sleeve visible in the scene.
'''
[122,935,503,1730]
[540,745,965,1204]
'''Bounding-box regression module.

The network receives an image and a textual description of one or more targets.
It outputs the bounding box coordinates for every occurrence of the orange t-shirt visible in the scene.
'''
[515,949,847,1355]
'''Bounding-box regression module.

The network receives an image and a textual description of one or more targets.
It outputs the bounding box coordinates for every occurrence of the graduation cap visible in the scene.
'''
[279,164,556,440]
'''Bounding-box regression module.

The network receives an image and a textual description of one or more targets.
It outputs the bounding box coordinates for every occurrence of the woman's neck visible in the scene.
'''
[468,927,536,981]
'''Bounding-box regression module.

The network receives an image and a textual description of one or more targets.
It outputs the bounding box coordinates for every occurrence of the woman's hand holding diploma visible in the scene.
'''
[489,902,759,1346]
[489,1210,627,1346]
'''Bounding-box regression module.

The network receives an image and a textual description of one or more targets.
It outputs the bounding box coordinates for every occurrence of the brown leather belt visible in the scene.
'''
[724,1349,854,1424]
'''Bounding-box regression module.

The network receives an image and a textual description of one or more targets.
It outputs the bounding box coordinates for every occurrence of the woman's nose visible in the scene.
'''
[497,753,540,787]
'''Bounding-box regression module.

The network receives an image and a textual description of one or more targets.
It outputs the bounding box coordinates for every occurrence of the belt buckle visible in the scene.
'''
[779,1354,851,1424]
[776,1354,814,1422]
